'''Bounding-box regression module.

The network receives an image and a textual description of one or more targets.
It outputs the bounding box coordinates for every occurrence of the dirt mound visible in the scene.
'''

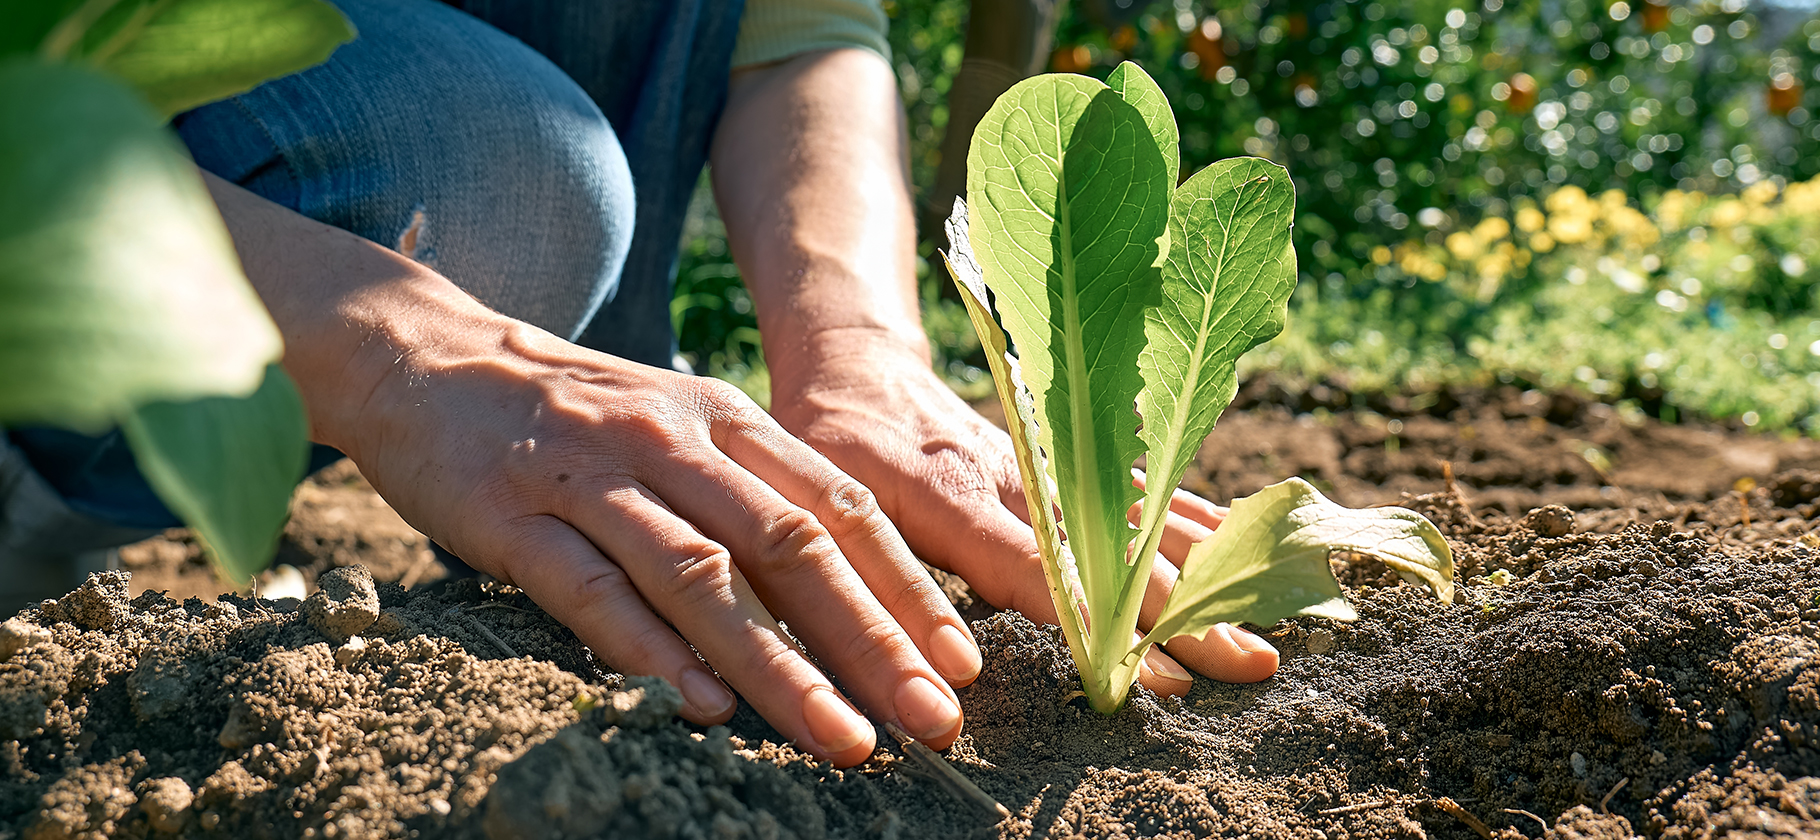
[0,573,832,839]
[2,386,1817,839]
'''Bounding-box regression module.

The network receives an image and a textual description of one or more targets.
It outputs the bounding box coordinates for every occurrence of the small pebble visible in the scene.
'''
[1524,505,1576,538]
[1571,751,1588,777]
[335,636,368,667]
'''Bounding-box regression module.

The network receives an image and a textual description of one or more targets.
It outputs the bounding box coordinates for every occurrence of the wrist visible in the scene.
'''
[764,324,934,398]
[294,272,514,459]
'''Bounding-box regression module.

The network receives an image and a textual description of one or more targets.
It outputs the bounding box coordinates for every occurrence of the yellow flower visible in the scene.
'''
[1516,206,1545,233]
[1530,231,1556,252]
[1545,185,1590,214]
[1446,231,1483,260]
[1549,213,1593,244]
[1710,198,1746,228]
[1784,176,1820,215]
[1474,216,1511,242]
[1741,180,1779,205]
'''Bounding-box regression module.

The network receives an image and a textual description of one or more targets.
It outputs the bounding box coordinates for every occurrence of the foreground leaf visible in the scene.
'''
[1140,477,1455,651]
[1131,158,1297,563]
[942,199,1090,668]
[121,365,309,585]
[0,61,281,431]
[86,0,355,116]
[965,71,1170,676]
[1105,61,1178,189]
[0,0,86,58]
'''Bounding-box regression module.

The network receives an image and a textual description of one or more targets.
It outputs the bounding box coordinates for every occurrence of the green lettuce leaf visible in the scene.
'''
[1105,61,1178,189]
[942,199,1089,667]
[1140,477,1456,650]
[1131,158,1297,565]
[965,69,1170,672]
[82,0,355,117]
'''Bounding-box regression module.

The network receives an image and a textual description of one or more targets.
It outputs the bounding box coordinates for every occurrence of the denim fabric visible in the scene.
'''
[2,0,744,552]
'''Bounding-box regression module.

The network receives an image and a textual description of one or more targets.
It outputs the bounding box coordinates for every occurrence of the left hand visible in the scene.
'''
[770,339,1282,695]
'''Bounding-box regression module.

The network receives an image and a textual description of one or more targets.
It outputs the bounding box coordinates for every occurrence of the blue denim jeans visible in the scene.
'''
[0,0,744,567]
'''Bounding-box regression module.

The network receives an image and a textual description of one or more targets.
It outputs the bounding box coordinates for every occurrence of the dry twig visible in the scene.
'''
[883,722,1010,823]
[1600,777,1630,814]
[1503,808,1549,833]
[1433,797,1493,839]
[448,607,518,658]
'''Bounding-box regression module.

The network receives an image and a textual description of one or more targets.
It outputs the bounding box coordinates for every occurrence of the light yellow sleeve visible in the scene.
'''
[730,0,891,68]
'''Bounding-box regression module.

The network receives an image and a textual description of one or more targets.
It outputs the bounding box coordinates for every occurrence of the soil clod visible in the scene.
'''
[302,564,380,641]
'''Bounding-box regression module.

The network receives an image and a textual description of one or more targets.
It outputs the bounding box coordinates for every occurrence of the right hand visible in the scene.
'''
[322,310,981,768]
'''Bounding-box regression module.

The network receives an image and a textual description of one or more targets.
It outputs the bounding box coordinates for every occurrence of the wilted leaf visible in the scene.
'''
[942,198,1088,659]
[1141,477,1455,651]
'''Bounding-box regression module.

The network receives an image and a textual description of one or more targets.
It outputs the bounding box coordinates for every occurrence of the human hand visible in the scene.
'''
[330,312,981,767]
[767,338,1279,698]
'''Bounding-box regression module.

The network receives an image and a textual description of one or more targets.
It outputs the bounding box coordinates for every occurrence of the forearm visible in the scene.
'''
[710,48,928,387]
[200,172,510,457]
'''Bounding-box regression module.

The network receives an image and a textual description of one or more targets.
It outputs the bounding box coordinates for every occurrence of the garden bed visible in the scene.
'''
[3,383,1817,839]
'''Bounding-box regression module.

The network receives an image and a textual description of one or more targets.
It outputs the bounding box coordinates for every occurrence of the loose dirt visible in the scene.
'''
[3,383,1816,839]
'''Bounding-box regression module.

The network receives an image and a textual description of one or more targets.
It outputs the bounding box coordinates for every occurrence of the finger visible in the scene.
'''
[1129,471,1230,566]
[643,449,964,751]
[716,416,982,688]
[906,474,1059,627]
[1137,556,1280,684]
[1131,469,1229,529]
[1134,630,1194,697]
[569,483,880,766]
[478,515,738,725]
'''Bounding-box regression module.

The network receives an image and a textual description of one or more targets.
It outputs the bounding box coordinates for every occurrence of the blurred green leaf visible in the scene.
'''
[121,364,309,585]
[0,60,282,431]
[0,0,85,58]
[87,0,355,116]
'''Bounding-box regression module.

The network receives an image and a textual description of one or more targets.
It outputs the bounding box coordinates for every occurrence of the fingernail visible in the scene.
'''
[679,669,734,718]
[928,624,981,683]
[1222,623,1277,655]
[1143,645,1192,682]
[894,676,962,740]
[803,688,872,755]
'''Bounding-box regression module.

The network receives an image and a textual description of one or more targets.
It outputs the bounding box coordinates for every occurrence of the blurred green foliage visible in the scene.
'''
[674,0,1820,431]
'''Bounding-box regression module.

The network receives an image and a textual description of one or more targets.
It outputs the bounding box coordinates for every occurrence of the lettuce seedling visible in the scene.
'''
[944,62,1454,713]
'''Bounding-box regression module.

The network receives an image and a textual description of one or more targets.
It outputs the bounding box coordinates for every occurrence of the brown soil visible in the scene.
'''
[3,384,1817,839]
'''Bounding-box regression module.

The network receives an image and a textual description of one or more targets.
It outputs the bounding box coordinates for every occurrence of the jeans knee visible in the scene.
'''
[177,0,635,339]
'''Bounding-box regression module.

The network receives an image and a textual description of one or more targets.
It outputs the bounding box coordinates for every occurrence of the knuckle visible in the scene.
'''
[695,377,753,415]
[566,562,635,612]
[816,481,883,542]
[835,620,902,669]
[661,543,737,604]
[749,508,832,575]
